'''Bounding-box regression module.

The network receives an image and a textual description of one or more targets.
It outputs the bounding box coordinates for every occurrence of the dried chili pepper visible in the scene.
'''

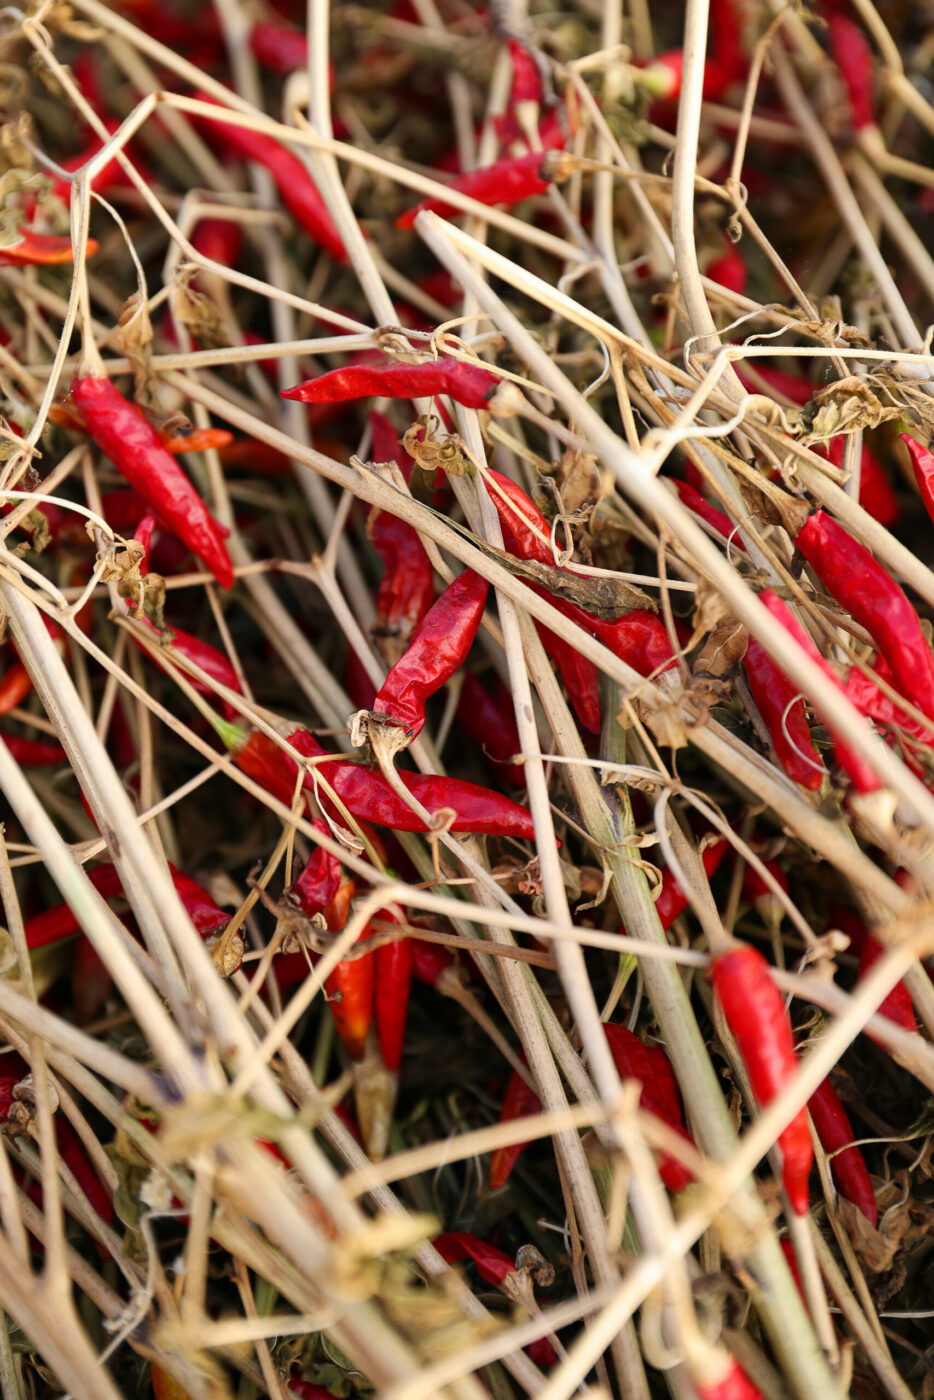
[637,49,735,102]
[367,422,435,660]
[395,150,568,230]
[371,569,487,740]
[489,1064,541,1189]
[0,229,98,267]
[707,237,747,296]
[25,862,227,949]
[604,1023,695,1191]
[795,512,934,725]
[759,589,882,794]
[0,660,38,716]
[673,478,745,549]
[695,1360,763,1400]
[374,922,412,1072]
[807,1074,877,1225]
[290,819,342,918]
[162,427,234,456]
[282,358,508,411]
[134,617,243,720]
[320,881,373,1061]
[286,1380,342,1400]
[741,858,789,929]
[411,938,456,987]
[743,636,824,789]
[635,837,728,933]
[844,662,934,767]
[901,433,934,524]
[817,435,899,529]
[455,671,525,786]
[229,725,537,838]
[828,14,876,131]
[507,38,542,108]
[432,1232,515,1287]
[0,735,64,766]
[194,92,346,263]
[249,19,310,74]
[70,376,234,589]
[857,934,917,1040]
[711,944,812,1214]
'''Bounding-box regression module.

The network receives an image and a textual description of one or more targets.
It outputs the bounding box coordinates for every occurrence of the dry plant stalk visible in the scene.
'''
[0,0,931,1397]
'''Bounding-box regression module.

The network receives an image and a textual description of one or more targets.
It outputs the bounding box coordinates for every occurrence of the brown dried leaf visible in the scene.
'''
[554,448,610,515]
[690,576,733,642]
[694,619,748,684]
[113,290,153,357]
[643,701,688,750]
[171,266,229,351]
[480,545,654,619]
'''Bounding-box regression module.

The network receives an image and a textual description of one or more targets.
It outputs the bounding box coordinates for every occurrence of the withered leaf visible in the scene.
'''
[694,619,748,683]
[478,544,655,619]
[690,576,733,642]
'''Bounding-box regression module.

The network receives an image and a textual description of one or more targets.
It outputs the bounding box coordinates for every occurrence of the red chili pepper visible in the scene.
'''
[249,20,335,85]
[374,924,412,1071]
[807,1074,877,1225]
[0,229,98,267]
[743,636,824,789]
[488,471,602,728]
[696,1360,763,1400]
[290,819,342,918]
[322,882,373,1060]
[194,92,346,263]
[815,435,899,528]
[711,945,813,1215]
[229,726,537,838]
[0,735,64,766]
[736,362,815,406]
[367,470,435,660]
[162,427,235,456]
[843,662,934,756]
[133,513,155,575]
[672,478,745,549]
[134,617,243,720]
[707,237,747,296]
[901,433,934,525]
[372,569,487,739]
[827,14,875,131]
[455,671,525,786]
[70,376,234,589]
[637,49,735,102]
[641,837,728,932]
[488,1064,541,1189]
[507,38,542,107]
[857,934,917,1040]
[795,511,934,725]
[0,660,38,716]
[282,359,505,410]
[432,1231,515,1287]
[286,1381,342,1400]
[25,862,227,949]
[54,1117,113,1227]
[395,151,563,230]
[191,217,243,271]
[741,858,789,927]
[51,121,153,205]
[758,589,882,794]
[411,937,456,987]
[604,1023,695,1191]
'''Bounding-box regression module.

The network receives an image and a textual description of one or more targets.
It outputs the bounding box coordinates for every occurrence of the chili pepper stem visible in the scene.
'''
[348,709,412,761]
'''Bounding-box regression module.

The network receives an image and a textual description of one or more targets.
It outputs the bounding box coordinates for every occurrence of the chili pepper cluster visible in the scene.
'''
[1,0,934,1396]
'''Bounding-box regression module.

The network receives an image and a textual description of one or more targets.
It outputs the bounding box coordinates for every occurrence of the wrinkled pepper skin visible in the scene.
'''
[71,376,234,589]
